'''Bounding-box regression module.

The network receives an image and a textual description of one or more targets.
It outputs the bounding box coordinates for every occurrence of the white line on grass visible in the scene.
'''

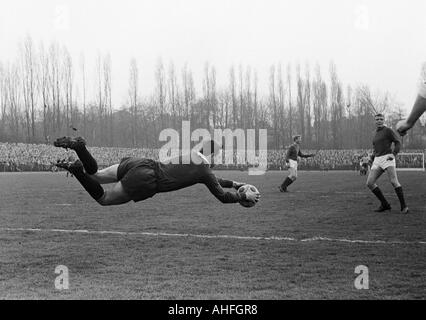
[0,227,425,245]
[292,190,392,196]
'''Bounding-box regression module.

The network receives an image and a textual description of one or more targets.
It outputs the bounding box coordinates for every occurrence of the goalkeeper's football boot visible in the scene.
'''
[55,159,84,175]
[54,136,86,150]
[401,206,409,214]
[374,203,391,212]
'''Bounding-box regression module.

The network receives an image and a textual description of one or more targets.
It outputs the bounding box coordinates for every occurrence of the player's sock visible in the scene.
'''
[281,177,294,189]
[371,187,389,206]
[73,170,104,201]
[394,186,407,210]
[74,146,98,175]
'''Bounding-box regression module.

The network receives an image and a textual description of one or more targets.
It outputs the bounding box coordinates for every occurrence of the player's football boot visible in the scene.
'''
[400,207,409,214]
[54,159,84,175]
[54,136,86,150]
[374,203,391,212]
[278,186,288,193]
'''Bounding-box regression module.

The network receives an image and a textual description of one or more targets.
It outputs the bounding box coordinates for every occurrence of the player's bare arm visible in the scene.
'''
[397,63,426,135]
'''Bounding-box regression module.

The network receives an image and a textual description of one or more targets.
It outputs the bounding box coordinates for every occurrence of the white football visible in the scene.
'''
[237,184,260,208]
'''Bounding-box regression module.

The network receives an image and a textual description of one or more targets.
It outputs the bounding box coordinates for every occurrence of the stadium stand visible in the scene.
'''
[0,142,424,172]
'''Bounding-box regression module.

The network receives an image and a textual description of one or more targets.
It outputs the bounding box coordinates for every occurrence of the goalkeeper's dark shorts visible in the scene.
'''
[117,157,158,202]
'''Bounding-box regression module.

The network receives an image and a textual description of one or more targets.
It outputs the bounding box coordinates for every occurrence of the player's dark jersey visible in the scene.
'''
[372,126,401,157]
[117,152,240,203]
[285,143,312,162]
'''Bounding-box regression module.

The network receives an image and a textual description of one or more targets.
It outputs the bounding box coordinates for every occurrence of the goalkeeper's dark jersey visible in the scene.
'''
[117,152,240,203]
[156,153,240,203]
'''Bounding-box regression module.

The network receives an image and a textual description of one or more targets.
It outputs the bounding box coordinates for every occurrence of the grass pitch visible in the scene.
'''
[0,170,425,299]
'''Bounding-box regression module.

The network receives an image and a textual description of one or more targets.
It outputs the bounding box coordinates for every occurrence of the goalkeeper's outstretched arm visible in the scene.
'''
[217,178,245,190]
[203,173,242,203]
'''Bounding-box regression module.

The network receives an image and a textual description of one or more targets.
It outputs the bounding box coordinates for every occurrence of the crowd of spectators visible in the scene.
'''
[0,142,424,172]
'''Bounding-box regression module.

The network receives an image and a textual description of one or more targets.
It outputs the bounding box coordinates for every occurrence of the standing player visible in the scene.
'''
[359,153,370,176]
[278,135,316,192]
[366,114,408,214]
[53,137,260,206]
[396,62,426,136]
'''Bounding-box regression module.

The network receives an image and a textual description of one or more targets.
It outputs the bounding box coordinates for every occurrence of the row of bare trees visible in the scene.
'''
[0,36,424,149]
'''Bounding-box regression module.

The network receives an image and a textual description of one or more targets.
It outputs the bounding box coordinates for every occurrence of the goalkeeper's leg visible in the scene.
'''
[56,160,131,206]
[92,164,119,184]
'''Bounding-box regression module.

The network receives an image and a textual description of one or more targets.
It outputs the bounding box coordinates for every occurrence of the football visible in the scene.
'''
[237,184,259,208]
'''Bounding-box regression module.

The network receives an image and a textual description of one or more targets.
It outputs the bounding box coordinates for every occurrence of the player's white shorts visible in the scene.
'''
[371,154,396,171]
[288,159,298,170]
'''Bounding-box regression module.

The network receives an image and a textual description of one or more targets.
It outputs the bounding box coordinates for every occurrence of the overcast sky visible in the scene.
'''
[1,0,425,113]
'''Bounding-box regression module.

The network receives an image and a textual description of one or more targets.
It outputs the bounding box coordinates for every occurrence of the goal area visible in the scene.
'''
[397,153,425,171]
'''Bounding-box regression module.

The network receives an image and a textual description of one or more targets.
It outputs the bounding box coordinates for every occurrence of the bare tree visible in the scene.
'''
[296,63,305,144]
[277,64,285,148]
[168,61,179,129]
[39,43,50,142]
[63,47,73,136]
[155,58,166,132]
[286,63,293,143]
[329,61,343,148]
[95,53,104,144]
[79,53,87,138]
[253,70,258,129]
[238,64,244,128]
[103,54,112,146]
[229,66,237,128]
[182,63,195,122]
[0,62,7,140]
[20,36,38,141]
[269,64,278,148]
[129,58,138,147]
[245,66,252,129]
[50,43,61,135]
[304,63,312,147]
[7,63,22,140]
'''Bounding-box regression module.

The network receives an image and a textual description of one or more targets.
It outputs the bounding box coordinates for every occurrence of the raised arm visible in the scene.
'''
[298,149,315,158]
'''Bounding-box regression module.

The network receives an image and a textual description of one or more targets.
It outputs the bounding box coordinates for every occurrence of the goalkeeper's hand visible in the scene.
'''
[242,188,261,203]
[232,181,245,190]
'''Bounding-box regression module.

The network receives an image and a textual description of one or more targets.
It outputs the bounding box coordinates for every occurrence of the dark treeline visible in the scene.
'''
[0,36,425,149]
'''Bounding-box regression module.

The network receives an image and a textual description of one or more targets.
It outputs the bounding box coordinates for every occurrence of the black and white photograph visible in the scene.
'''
[0,0,425,304]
